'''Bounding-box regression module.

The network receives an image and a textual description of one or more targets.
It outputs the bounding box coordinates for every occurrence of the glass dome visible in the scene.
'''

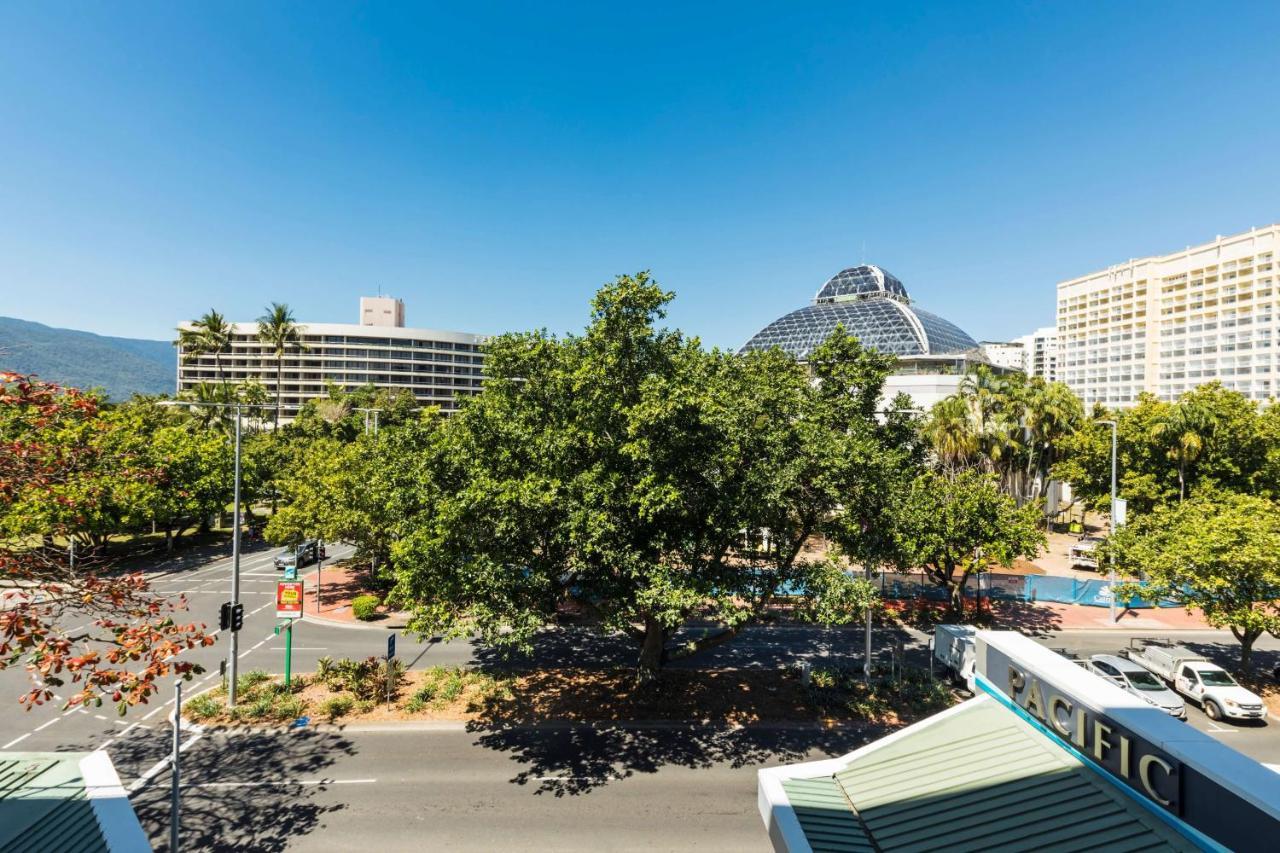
[740,265,977,360]
[814,265,909,303]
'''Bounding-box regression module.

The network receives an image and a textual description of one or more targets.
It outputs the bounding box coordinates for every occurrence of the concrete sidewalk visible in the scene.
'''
[989,599,1213,632]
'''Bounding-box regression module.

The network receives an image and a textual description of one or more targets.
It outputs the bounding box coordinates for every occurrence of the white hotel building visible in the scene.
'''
[176,297,485,417]
[1057,224,1280,407]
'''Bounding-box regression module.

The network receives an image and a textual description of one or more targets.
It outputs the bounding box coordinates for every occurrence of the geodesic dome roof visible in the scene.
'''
[740,265,977,360]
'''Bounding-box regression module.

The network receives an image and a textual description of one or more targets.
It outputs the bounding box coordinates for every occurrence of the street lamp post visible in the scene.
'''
[160,399,272,707]
[1097,419,1119,623]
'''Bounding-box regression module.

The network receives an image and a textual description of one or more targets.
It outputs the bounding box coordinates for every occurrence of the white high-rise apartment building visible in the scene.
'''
[1017,326,1058,382]
[979,326,1057,380]
[177,297,485,417]
[1058,225,1280,407]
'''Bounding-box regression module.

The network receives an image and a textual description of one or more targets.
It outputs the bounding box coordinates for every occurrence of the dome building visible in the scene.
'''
[739,264,991,408]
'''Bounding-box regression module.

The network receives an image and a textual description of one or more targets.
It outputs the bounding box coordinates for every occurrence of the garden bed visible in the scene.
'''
[183,659,958,728]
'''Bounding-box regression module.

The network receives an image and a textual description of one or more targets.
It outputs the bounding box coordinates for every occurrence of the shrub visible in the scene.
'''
[354,699,375,714]
[320,695,355,720]
[186,693,222,721]
[316,656,403,701]
[275,696,306,721]
[352,595,381,621]
[235,669,272,697]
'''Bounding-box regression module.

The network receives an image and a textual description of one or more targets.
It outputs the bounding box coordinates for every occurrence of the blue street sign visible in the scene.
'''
[283,563,298,581]
[387,633,396,660]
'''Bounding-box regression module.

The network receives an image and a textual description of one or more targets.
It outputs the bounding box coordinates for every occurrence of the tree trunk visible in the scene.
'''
[1232,627,1261,671]
[636,618,667,686]
[165,528,174,552]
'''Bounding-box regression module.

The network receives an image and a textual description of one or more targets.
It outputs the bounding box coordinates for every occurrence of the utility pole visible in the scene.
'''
[1098,419,1119,623]
[171,680,182,853]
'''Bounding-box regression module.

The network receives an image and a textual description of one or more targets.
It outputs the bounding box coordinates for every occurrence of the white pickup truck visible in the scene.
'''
[1122,638,1265,722]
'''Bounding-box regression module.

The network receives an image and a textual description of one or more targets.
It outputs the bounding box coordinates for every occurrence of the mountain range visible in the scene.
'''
[0,316,175,400]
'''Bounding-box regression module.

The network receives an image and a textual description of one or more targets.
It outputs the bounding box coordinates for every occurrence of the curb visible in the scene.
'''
[176,718,877,735]
[299,612,411,632]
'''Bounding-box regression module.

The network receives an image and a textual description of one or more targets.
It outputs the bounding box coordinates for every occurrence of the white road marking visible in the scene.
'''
[34,717,61,732]
[182,778,376,788]
[2,733,31,749]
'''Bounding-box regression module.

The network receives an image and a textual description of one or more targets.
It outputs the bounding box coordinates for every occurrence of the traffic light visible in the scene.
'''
[231,602,244,632]
[219,601,232,631]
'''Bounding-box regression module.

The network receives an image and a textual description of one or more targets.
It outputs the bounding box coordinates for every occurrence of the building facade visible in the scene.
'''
[1057,224,1280,407]
[979,340,1026,372]
[979,326,1058,381]
[176,298,485,417]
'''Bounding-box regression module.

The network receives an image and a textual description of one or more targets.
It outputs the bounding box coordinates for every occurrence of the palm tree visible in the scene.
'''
[177,309,233,388]
[1152,403,1209,501]
[922,395,978,472]
[256,303,307,426]
[176,381,235,434]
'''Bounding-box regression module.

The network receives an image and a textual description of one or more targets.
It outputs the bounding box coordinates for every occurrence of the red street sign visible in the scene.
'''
[276,581,304,619]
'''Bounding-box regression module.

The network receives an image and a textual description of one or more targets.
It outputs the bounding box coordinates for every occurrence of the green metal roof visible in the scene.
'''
[0,754,129,853]
[782,699,1198,853]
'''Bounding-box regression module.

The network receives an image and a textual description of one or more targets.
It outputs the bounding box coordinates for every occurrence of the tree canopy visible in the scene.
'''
[0,373,212,712]
[392,273,885,681]
[1111,491,1280,669]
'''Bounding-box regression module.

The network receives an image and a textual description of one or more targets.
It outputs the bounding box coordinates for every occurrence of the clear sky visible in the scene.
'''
[2,3,1279,349]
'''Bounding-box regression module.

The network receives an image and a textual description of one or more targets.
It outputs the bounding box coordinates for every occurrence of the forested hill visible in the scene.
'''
[0,316,174,400]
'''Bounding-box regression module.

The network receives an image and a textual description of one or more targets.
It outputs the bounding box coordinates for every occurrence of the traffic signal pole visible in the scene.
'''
[228,408,242,707]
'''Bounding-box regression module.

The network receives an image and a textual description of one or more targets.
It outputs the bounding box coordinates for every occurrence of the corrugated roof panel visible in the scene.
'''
[0,754,111,853]
[782,700,1198,853]
[782,776,874,853]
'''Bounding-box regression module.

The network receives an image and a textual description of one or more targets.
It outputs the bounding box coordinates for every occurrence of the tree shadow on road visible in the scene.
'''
[114,727,357,852]
[468,718,883,797]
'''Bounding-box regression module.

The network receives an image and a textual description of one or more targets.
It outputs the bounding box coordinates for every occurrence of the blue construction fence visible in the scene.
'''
[875,571,1179,609]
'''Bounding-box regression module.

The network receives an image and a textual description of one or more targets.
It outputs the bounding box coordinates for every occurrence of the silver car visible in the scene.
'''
[1089,654,1187,719]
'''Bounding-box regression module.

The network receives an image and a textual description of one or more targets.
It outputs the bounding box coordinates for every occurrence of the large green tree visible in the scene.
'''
[1055,383,1270,515]
[392,274,881,682]
[890,469,1045,614]
[1111,491,1280,669]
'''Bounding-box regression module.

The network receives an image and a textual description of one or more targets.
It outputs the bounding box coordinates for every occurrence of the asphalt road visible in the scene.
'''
[4,542,1280,850]
[126,724,884,852]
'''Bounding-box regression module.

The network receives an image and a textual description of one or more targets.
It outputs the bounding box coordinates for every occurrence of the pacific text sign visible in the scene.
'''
[998,661,1179,811]
[276,581,304,620]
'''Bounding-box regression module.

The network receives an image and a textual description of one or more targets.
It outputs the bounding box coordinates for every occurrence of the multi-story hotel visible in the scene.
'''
[176,297,485,417]
[978,326,1058,381]
[1057,224,1280,407]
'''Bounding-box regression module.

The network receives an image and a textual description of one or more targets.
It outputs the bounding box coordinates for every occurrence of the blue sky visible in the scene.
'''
[2,3,1279,349]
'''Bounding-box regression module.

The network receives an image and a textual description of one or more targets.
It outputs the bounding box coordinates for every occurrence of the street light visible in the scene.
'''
[353,406,382,435]
[159,399,273,707]
[1097,419,1119,623]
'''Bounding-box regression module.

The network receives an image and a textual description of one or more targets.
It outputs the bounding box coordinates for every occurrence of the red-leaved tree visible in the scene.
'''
[0,372,213,712]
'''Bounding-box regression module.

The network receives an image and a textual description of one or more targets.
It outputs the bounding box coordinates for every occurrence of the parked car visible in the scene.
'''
[1087,654,1186,719]
[1069,535,1105,570]
[274,539,325,571]
[1122,639,1265,722]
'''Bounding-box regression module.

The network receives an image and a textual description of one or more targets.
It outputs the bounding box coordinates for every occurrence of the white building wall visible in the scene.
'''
[1057,225,1280,407]
[979,341,1026,372]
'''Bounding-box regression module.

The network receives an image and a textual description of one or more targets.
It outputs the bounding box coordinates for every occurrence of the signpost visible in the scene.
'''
[276,581,303,687]
[386,632,396,705]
